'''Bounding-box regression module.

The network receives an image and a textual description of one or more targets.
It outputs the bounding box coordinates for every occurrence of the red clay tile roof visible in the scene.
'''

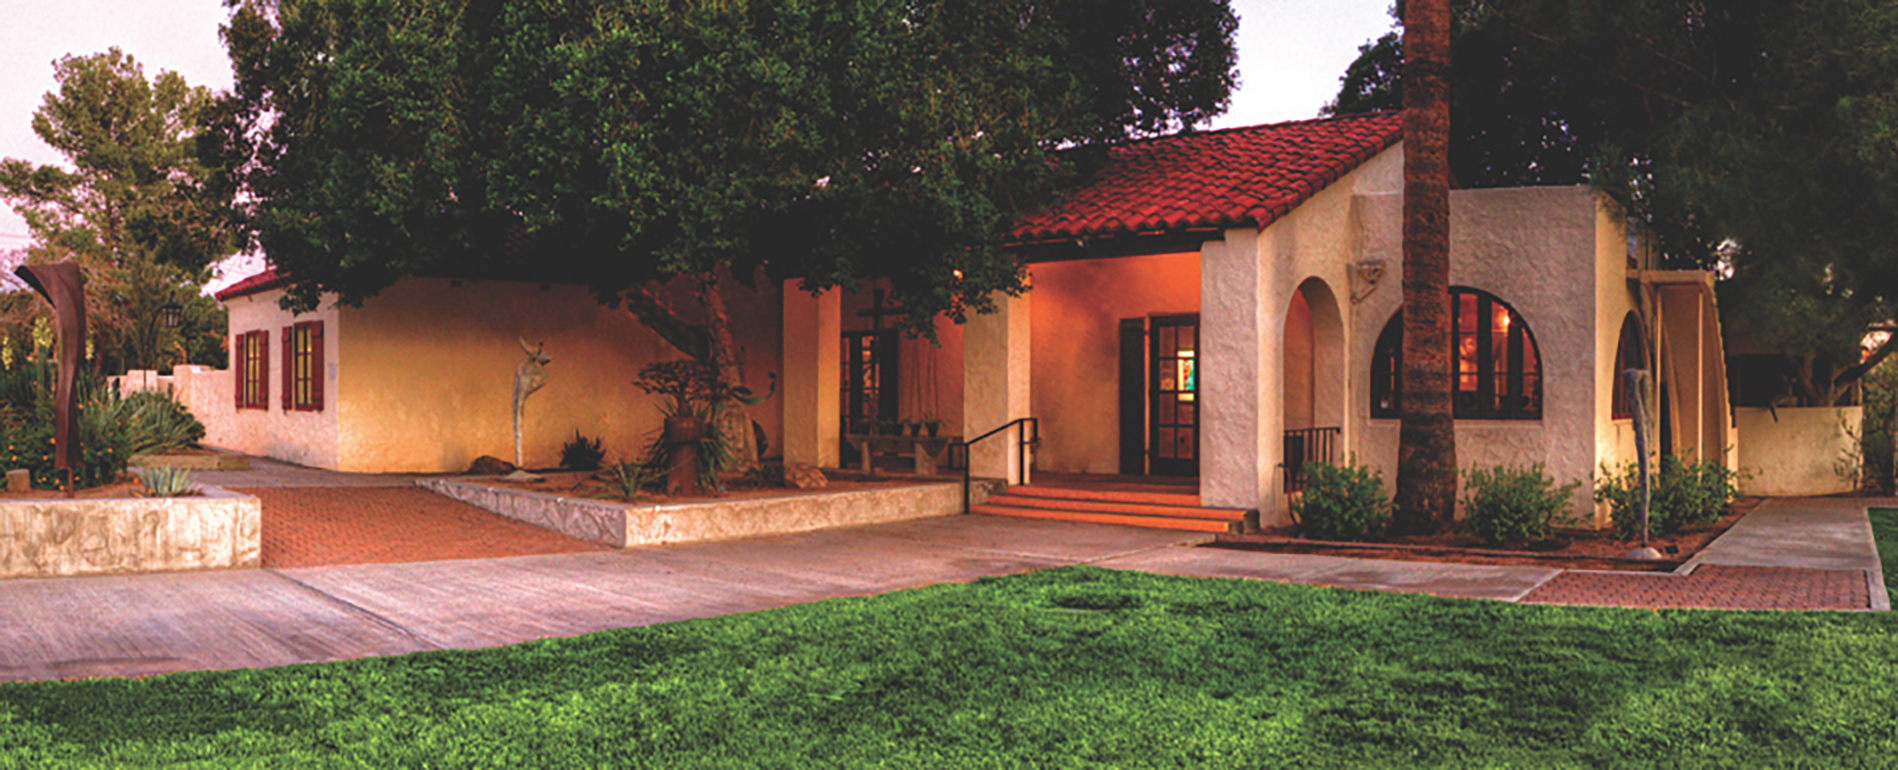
[213,267,289,301]
[1009,112,1402,244]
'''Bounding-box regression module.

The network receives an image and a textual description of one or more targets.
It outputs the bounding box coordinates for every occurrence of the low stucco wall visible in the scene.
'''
[418,478,984,547]
[0,487,261,578]
[1736,406,1861,496]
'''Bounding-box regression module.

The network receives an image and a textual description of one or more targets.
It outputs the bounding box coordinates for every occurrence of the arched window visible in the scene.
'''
[1370,288,1543,420]
[1611,312,1646,419]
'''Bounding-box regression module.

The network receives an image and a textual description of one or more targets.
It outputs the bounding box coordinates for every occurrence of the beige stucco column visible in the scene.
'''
[1200,230,1284,519]
[963,290,1032,485]
[781,281,841,467]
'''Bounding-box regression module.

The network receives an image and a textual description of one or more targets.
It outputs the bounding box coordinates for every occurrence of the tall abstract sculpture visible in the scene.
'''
[513,338,553,468]
[15,264,86,495]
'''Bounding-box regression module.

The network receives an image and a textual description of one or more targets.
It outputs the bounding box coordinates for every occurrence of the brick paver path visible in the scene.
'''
[238,486,611,568]
[1522,564,1870,610]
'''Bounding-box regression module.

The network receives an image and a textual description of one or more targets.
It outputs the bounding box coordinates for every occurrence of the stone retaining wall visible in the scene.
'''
[417,478,995,547]
[0,487,261,578]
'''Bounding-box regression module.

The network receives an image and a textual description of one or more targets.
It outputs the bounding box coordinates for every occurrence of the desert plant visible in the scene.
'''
[113,390,206,456]
[601,460,659,502]
[1596,453,1742,539]
[1292,460,1391,542]
[133,465,199,497]
[1460,463,1584,546]
[560,430,606,471]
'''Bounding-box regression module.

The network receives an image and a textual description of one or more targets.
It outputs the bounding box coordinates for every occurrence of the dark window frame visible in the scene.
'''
[235,330,269,411]
[1370,288,1543,420]
[284,320,324,412]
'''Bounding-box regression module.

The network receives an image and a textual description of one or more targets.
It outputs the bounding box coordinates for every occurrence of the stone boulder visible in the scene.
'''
[784,462,828,490]
[468,455,517,475]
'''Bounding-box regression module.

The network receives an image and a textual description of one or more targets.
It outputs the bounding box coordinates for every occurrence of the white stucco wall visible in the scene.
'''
[1351,185,1612,523]
[1735,406,1861,496]
[1201,145,1402,520]
[217,293,344,468]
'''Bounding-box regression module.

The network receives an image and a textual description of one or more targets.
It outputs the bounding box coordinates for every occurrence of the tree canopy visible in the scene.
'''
[215,0,1238,333]
[1329,0,1897,405]
[0,48,237,372]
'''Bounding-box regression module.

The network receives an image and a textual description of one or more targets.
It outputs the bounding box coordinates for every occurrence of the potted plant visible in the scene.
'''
[905,418,923,436]
[922,415,942,438]
[634,359,724,496]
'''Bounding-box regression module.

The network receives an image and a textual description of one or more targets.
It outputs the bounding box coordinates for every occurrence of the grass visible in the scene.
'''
[5,567,1898,767]
[1869,507,1898,604]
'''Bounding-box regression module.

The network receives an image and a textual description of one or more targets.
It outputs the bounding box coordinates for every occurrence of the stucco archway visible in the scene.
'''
[1283,278,1346,480]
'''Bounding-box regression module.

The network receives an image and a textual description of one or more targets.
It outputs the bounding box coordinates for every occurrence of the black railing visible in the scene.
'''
[948,417,1039,514]
[1280,426,1341,493]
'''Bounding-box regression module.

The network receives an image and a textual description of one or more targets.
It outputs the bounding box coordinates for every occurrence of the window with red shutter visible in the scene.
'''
[236,330,270,410]
[288,321,324,411]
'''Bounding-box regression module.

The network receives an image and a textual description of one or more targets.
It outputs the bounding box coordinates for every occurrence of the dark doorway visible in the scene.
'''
[1149,314,1199,476]
[841,330,898,437]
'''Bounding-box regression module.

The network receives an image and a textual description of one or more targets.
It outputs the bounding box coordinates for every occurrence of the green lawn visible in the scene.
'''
[1870,507,1898,604]
[4,566,1898,768]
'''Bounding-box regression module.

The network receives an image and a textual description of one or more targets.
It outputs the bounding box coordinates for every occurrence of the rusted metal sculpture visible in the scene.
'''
[15,264,86,495]
[513,338,553,469]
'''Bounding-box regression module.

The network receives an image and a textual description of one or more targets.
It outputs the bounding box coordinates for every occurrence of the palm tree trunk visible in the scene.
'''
[1393,0,1457,535]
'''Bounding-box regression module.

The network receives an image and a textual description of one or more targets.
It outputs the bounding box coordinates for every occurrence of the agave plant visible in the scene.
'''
[133,465,199,497]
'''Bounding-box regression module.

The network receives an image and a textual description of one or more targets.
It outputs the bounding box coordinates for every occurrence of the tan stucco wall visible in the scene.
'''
[1201,146,1401,517]
[1352,185,1610,522]
[1027,252,1200,474]
[1735,406,1861,496]
[217,294,344,468]
[333,276,782,473]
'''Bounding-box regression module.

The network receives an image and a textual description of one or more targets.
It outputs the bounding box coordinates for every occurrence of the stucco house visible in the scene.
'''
[177,112,1744,528]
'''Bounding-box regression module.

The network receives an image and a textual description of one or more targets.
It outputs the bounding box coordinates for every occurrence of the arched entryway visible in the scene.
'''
[1282,278,1345,489]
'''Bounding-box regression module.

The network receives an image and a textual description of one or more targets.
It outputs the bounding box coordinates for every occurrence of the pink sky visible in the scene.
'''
[0,0,1395,291]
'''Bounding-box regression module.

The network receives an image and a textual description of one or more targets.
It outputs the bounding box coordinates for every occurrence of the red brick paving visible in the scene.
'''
[1522,565,1869,611]
[237,486,612,569]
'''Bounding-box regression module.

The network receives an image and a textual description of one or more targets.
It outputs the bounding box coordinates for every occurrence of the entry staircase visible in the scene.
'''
[973,485,1256,533]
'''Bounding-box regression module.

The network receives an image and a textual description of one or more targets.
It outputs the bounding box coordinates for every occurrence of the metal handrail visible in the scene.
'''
[949,417,1039,514]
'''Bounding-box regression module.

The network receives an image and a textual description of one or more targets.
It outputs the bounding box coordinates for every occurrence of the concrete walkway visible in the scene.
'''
[0,471,1891,682]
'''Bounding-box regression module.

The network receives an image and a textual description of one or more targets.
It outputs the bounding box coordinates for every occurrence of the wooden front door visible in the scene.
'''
[1149,314,1199,476]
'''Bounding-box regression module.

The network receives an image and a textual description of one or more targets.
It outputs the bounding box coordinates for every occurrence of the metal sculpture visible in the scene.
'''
[513,338,553,468]
[15,264,86,495]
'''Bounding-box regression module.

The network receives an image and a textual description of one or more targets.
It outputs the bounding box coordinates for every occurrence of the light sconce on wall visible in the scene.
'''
[1350,259,1386,304]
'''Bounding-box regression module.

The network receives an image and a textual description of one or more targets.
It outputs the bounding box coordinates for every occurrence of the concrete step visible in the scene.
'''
[983,492,1248,523]
[1003,484,1201,508]
[972,503,1240,533]
[973,485,1255,534]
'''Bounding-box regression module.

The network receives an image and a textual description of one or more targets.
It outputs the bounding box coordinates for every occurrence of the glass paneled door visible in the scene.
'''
[1149,314,1198,476]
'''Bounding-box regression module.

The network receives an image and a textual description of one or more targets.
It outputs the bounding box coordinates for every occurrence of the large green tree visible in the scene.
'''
[0,48,238,372]
[214,0,1236,463]
[1330,0,1897,407]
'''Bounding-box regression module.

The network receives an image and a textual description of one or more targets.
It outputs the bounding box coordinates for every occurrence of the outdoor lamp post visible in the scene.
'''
[160,296,183,330]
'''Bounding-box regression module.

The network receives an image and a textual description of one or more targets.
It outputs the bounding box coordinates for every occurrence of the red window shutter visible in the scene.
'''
[310,322,325,410]
[282,326,293,410]
[260,330,270,410]
[234,334,243,409]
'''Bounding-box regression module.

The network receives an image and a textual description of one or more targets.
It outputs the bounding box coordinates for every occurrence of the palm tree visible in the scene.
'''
[1393,0,1457,535]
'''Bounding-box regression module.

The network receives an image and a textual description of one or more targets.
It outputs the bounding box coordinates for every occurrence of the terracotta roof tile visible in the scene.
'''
[1009,112,1402,243]
[213,267,289,301]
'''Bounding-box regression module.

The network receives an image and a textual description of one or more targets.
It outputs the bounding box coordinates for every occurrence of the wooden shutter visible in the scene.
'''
[233,334,243,409]
[309,322,325,410]
[282,326,293,410]
[259,330,270,410]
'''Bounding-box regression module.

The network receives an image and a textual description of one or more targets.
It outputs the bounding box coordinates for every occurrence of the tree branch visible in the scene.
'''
[1831,332,1897,391]
[621,282,711,362]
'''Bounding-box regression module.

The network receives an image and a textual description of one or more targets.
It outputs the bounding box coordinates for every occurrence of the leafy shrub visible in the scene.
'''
[1460,463,1584,546]
[1292,460,1391,542]
[1595,454,1742,539]
[114,390,206,455]
[559,430,606,471]
[133,465,199,497]
[739,461,786,489]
